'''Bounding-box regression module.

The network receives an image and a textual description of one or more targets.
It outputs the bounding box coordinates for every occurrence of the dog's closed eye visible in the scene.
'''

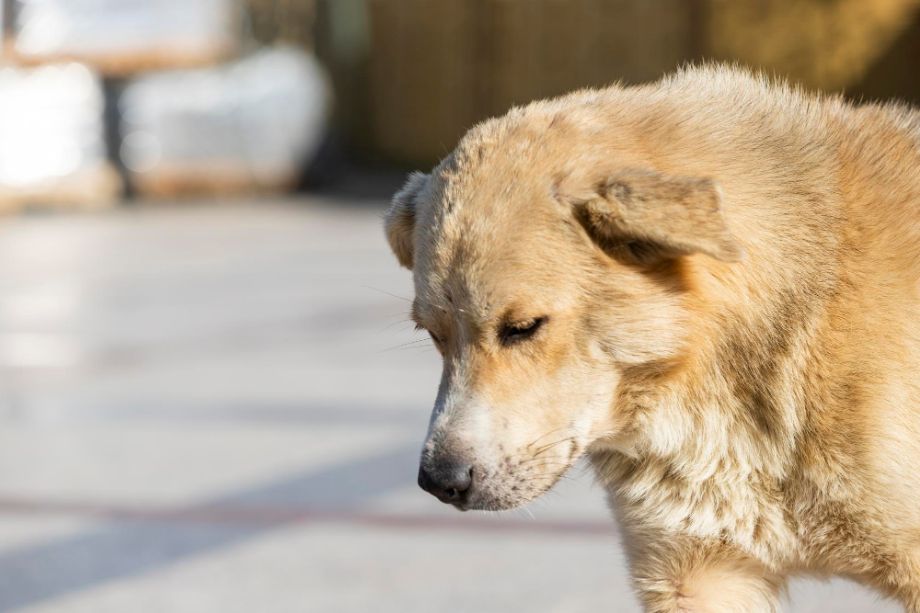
[499,317,547,346]
[414,322,443,346]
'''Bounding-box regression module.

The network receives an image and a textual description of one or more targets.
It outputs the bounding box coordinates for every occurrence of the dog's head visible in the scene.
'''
[384,113,742,510]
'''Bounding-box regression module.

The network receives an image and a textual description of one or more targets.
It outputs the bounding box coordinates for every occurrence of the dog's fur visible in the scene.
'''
[384,65,920,612]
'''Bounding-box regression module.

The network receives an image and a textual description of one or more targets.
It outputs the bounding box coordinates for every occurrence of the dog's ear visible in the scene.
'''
[571,169,743,264]
[384,172,428,269]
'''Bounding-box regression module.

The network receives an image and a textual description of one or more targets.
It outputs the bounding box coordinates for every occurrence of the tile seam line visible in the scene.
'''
[0,497,615,538]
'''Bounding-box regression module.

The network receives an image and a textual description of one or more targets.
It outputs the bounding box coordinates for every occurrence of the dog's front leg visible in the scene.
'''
[628,536,784,613]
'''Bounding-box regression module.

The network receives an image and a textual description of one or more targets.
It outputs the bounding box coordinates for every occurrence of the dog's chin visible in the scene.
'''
[459,496,530,512]
[460,478,561,512]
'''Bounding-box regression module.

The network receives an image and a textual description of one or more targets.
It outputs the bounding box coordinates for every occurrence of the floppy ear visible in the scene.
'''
[384,172,428,269]
[572,169,743,263]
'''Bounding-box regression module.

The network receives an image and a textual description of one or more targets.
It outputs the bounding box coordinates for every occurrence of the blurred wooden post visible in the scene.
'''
[315,0,374,159]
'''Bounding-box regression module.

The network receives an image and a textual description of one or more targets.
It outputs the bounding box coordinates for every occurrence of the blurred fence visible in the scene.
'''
[317,0,920,166]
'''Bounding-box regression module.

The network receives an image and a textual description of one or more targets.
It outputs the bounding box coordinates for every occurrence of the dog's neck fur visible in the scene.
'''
[587,72,850,483]
[590,308,815,566]
[587,208,867,569]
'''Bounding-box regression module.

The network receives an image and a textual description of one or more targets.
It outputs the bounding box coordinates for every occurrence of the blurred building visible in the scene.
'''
[0,0,327,211]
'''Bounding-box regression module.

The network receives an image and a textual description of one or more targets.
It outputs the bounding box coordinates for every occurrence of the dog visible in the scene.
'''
[383,65,920,612]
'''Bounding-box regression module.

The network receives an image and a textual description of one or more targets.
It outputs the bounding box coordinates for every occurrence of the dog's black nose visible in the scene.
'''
[418,461,473,504]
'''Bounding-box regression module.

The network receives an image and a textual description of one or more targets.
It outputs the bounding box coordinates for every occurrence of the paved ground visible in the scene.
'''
[0,199,901,612]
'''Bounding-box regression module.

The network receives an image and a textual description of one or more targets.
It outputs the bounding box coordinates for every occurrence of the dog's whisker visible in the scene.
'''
[380,338,434,352]
[509,457,574,467]
[378,318,415,332]
[531,437,576,458]
[525,426,571,451]
[530,436,573,453]
[361,285,412,302]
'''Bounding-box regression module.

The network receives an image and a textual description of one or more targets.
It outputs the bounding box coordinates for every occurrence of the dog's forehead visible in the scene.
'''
[412,218,583,327]
[410,118,591,322]
[413,179,540,278]
[412,261,488,323]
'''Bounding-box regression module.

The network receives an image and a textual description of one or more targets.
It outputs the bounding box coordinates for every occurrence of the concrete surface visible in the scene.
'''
[0,199,901,612]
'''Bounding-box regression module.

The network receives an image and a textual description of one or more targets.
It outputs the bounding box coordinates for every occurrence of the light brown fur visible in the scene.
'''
[384,65,920,612]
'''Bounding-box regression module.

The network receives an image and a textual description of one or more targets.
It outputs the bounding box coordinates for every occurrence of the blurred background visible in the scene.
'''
[0,1,917,611]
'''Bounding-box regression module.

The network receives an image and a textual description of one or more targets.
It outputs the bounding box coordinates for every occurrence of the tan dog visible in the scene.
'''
[383,65,920,613]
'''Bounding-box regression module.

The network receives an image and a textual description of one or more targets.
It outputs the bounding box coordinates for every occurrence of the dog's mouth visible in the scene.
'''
[420,439,583,512]
[465,464,575,511]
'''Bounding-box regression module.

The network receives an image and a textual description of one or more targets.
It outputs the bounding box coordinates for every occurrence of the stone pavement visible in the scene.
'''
[0,199,899,612]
